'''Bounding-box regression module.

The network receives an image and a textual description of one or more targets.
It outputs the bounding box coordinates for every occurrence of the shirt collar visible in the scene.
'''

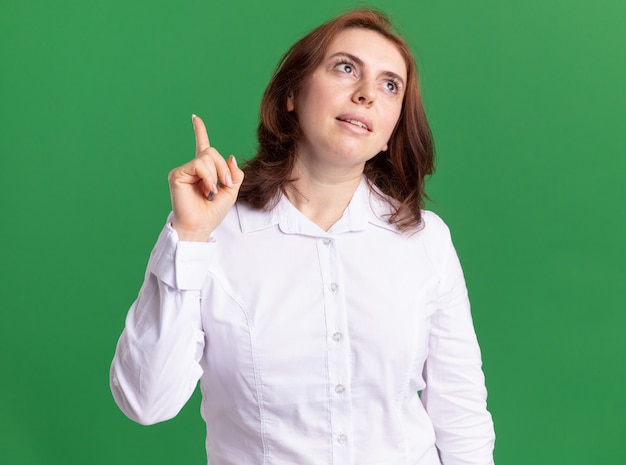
[237,176,400,236]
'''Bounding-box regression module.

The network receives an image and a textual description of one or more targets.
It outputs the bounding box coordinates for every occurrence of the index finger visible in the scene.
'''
[192,114,211,156]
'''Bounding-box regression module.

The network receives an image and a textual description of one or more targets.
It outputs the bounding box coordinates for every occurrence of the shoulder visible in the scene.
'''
[413,210,458,273]
[416,210,454,246]
[211,201,277,238]
[419,210,452,238]
[369,196,456,263]
[366,180,450,240]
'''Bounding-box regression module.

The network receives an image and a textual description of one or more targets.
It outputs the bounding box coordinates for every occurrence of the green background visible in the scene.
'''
[1,0,624,463]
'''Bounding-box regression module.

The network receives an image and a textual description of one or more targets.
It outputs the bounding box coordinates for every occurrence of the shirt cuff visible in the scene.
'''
[150,217,215,291]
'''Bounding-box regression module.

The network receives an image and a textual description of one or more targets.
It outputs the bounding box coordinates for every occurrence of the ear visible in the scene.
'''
[287,93,295,112]
[381,142,388,152]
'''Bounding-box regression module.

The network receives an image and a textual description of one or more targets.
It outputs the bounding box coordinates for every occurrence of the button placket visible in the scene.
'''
[317,236,353,462]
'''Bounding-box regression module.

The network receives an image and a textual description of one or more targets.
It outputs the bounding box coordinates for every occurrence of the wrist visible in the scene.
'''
[171,223,213,242]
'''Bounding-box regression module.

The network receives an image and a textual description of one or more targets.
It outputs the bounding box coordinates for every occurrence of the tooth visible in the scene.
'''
[349,120,365,129]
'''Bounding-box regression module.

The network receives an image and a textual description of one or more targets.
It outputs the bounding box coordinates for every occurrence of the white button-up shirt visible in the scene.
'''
[111,178,495,465]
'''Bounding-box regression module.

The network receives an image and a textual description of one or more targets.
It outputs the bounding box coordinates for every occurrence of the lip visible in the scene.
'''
[336,114,373,132]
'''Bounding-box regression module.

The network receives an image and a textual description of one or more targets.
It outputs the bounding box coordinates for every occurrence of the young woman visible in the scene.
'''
[111,9,495,465]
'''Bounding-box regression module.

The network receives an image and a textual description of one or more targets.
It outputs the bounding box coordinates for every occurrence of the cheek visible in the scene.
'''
[296,95,326,128]
[379,106,403,151]
[382,106,402,135]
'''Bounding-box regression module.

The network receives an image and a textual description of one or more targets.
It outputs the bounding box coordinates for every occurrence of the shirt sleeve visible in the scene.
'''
[110,217,214,425]
[420,216,496,465]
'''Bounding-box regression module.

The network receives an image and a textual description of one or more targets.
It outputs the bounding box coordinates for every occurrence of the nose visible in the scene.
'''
[352,79,376,106]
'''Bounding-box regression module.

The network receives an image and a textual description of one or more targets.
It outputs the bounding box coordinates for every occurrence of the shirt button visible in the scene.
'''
[330,283,338,293]
[335,384,346,394]
[323,238,332,245]
[332,332,343,342]
[337,433,347,445]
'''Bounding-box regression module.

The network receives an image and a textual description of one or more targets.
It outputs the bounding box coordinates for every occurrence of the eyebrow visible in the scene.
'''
[327,52,406,87]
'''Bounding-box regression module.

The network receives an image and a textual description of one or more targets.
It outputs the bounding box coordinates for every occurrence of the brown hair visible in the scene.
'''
[238,8,435,231]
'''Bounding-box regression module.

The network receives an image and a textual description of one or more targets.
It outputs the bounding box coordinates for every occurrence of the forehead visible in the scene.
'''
[324,28,407,81]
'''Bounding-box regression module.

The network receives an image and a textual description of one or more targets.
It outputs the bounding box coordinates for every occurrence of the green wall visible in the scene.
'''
[1,0,624,463]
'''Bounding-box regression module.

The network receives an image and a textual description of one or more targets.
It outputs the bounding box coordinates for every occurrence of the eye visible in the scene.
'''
[384,80,399,94]
[334,61,355,75]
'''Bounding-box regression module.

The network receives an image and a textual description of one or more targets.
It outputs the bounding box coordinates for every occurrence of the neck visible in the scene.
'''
[285,158,364,231]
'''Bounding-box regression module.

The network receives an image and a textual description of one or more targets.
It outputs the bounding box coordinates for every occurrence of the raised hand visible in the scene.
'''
[168,115,244,241]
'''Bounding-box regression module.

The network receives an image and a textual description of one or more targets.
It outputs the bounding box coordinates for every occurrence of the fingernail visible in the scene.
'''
[230,155,238,167]
[207,184,217,201]
[192,114,197,120]
[225,172,233,187]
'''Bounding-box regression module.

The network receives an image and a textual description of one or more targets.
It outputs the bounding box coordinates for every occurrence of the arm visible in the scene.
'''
[110,115,244,424]
[420,220,495,464]
[110,223,212,424]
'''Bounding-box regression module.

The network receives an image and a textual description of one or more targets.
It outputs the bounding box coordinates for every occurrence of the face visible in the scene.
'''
[288,28,407,173]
